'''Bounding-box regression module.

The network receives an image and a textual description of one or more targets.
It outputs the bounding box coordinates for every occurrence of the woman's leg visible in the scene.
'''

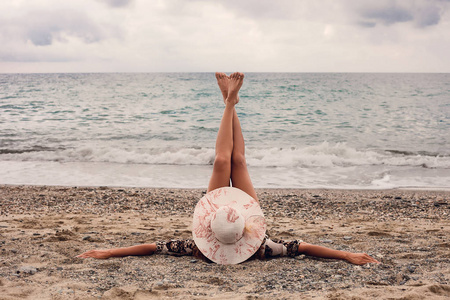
[214,72,258,201]
[207,72,243,192]
[230,108,258,201]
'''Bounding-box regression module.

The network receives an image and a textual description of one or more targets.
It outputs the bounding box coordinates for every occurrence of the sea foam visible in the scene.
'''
[1,141,449,169]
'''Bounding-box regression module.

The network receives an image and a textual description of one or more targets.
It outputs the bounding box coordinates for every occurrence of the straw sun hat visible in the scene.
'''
[192,187,266,265]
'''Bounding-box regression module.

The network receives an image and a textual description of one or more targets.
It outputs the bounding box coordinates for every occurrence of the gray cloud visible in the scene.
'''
[0,50,76,62]
[24,10,104,46]
[361,5,413,25]
[0,6,123,62]
[99,0,134,8]
[356,1,445,28]
[189,0,303,20]
[357,21,377,28]
[415,5,441,27]
[190,0,447,29]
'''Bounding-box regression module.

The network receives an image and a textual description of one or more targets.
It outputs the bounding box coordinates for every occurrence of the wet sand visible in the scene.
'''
[0,185,449,299]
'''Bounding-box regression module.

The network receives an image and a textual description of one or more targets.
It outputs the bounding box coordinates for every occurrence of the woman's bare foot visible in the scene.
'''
[216,72,240,105]
[215,72,229,103]
[226,72,244,106]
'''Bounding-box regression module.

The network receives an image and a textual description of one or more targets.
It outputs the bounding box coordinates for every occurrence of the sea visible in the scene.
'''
[0,73,449,190]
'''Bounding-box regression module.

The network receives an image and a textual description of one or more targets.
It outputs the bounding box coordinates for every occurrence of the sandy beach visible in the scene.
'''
[0,185,449,299]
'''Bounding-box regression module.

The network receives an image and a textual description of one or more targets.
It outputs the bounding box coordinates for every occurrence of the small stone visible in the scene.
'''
[190,259,198,263]
[343,236,353,241]
[82,235,92,241]
[11,249,18,254]
[407,265,416,273]
[320,239,333,244]
[18,266,38,275]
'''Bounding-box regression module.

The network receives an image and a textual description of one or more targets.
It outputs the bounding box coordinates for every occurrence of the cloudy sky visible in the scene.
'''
[1,0,449,73]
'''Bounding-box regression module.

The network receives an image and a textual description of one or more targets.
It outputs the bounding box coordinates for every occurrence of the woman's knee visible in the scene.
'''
[232,153,247,169]
[213,154,231,171]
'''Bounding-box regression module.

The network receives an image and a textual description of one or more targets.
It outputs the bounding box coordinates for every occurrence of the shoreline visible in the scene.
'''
[2,183,450,191]
[1,185,449,299]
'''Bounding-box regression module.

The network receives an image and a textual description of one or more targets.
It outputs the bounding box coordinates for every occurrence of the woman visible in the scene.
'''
[78,72,379,266]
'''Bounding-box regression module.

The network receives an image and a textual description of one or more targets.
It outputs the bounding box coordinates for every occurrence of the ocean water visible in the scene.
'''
[0,72,449,190]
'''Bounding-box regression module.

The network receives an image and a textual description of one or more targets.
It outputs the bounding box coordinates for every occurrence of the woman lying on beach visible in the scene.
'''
[78,72,380,266]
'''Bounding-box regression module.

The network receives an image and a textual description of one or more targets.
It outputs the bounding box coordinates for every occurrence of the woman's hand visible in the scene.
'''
[345,252,380,265]
[77,249,112,259]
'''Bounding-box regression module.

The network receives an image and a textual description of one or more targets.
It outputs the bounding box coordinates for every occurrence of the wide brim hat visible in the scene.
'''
[192,187,266,265]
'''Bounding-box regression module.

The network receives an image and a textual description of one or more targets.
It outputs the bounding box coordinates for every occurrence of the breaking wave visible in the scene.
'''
[1,142,449,169]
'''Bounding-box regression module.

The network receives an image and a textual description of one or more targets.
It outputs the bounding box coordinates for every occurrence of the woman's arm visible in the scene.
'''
[298,242,379,265]
[77,243,157,259]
